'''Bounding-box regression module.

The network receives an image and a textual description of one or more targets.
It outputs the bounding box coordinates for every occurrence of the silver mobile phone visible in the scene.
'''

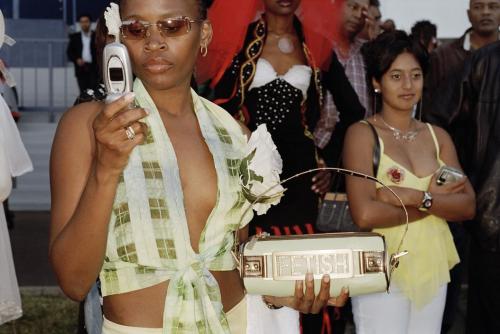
[436,166,464,186]
[103,42,133,104]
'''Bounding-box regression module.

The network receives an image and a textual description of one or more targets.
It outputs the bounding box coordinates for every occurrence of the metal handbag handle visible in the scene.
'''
[234,167,409,284]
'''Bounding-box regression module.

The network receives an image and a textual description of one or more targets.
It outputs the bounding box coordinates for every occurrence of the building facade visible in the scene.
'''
[0,0,105,24]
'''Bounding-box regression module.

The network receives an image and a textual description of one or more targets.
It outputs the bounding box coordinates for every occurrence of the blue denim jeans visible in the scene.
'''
[84,282,103,334]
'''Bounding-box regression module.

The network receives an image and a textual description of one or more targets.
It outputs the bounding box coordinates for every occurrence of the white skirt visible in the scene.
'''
[101,294,300,334]
[0,205,22,325]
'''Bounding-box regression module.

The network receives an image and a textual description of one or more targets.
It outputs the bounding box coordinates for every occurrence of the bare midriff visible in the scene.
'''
[103,269,245,328]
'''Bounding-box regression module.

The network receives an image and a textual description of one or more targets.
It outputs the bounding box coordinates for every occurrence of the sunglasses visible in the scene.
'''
[120,16,203,40]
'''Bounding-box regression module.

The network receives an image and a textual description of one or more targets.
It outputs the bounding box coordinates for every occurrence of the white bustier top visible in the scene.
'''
[249,58,312,99]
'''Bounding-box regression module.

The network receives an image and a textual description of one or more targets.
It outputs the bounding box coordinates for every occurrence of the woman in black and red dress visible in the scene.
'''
[200,0,365,238]
[198,2,365,332]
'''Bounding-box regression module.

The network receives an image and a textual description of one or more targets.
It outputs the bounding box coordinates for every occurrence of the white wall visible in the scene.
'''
[380,0,470,39]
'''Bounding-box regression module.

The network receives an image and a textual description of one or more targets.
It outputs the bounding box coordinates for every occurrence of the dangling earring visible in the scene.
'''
[418,100,423,121]
[200,44,208,57]
[373,88,381,114]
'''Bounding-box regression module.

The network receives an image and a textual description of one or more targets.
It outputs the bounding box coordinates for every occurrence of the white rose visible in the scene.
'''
[240,124,285,215]
[246,125,283,177]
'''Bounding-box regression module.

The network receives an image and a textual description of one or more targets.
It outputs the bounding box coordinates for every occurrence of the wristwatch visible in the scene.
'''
[419,191,433,211]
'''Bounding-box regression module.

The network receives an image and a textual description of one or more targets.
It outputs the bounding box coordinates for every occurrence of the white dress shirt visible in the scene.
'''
[81,31,92,63]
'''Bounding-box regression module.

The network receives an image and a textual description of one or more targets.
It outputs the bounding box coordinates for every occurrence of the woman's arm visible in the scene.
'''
[49,94,148,301]
[343,123,427,230]
[424,126,476,221]
[374,126,475,221]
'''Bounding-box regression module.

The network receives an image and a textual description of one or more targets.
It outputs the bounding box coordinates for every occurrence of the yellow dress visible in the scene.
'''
[372,123,459,308]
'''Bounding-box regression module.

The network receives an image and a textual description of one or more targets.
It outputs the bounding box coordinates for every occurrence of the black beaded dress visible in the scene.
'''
[212,18,322,236]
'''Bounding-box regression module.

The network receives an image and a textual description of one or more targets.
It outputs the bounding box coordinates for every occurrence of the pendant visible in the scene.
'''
[278,36,294,54]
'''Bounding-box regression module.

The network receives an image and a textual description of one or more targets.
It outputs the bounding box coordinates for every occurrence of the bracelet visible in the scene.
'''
[262,296,283,310]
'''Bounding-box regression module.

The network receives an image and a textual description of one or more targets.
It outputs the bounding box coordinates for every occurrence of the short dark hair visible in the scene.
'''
[197,0,208,19]
[369,0,380,7]
[361,30,429,87]
[117,0,208,19]
[78,13,92,22]
[411,20,437,49]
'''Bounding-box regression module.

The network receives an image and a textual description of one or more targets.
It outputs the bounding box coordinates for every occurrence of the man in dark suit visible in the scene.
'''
[452,40,500,334]
[67,14,98,94]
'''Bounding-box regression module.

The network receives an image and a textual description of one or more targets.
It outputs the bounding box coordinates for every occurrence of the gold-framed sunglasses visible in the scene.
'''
[120,16,204,40]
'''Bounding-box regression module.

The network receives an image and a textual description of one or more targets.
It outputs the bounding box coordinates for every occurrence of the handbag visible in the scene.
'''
[234,167,409,298]
[316,185,358,232]
[316,121,381,232]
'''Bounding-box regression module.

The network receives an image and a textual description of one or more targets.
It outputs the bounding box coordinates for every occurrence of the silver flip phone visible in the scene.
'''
[436,166,464,186]
[103,42,133,104]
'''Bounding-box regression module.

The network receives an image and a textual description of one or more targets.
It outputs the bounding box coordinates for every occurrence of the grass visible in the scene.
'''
[0,290,79,334]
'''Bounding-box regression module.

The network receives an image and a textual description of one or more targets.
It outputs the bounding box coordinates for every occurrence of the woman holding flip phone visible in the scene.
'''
[49,1,347,333]
[343,30,476,334]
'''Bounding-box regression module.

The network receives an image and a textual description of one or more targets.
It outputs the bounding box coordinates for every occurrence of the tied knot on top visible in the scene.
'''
[181,253,214,283]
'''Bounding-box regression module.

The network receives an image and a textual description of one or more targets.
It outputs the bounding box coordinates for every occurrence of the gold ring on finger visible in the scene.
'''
[125,126,136,140]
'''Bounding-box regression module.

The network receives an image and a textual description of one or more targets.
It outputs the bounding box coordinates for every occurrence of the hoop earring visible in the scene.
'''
[200,45,208,57]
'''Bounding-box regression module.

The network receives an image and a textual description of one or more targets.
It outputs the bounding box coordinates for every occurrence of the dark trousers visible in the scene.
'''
[301,306,346,334]
[466,240,500,334]
[442,223,468,333]
[76,63,98,94]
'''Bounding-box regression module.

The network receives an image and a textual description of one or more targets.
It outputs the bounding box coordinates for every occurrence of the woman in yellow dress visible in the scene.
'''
[343,30,475,333]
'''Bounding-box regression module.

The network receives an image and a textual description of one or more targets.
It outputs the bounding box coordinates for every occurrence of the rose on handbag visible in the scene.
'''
[239,124,285,215]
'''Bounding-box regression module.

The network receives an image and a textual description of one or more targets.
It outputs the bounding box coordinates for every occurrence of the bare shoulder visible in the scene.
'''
[426,123,454,146]
[345,120,377,146]
[58,101,102,132]
[56,101,102,144]
[343,120,379,176]
[52,102,102,159]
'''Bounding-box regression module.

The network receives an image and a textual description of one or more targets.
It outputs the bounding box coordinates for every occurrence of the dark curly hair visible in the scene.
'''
[411,20,437,51]
[361,30,429,85]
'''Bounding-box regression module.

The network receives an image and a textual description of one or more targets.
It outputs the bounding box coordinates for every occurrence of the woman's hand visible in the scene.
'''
[312,159,332,195]
[363,7,380,40]
[312,171,332,195]
[262,274,349,314]
[428,173,467,195]
[92,93,149,176]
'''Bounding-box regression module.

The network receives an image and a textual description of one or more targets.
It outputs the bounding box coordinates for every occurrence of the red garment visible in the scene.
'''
[196,0,344,86]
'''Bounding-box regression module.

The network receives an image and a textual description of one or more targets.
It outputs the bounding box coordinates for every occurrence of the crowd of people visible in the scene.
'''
[0,0,499,333]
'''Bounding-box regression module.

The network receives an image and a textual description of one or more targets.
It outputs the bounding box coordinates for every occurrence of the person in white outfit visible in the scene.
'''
[0,9,34,324]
